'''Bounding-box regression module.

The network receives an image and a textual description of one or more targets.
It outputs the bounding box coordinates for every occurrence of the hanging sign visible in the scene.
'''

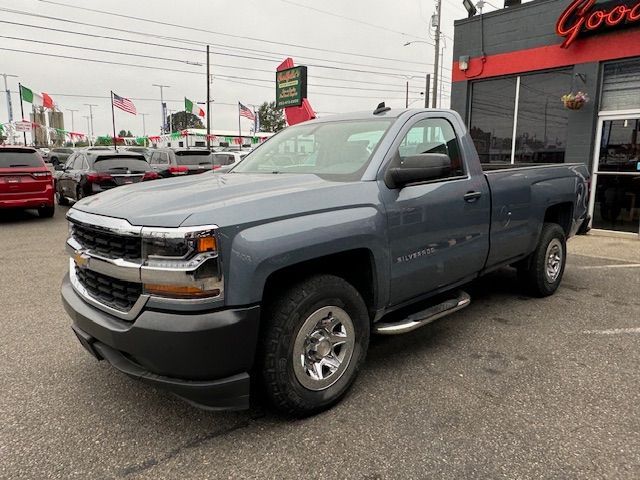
[14,121,32,132]
[276,66,308,108]
[557,0,640,48]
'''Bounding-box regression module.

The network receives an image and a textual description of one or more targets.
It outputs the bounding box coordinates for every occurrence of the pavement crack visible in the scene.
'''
[116,416,260,478]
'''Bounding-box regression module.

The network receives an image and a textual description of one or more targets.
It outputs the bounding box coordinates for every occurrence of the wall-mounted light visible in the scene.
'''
[459,55,470,71]
[462,0,477,17]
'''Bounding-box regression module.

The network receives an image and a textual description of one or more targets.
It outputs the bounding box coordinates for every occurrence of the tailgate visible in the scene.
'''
[0,168,51,195]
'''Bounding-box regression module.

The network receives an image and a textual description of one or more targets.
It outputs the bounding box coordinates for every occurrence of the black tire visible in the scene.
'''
[517,223,567,297]
[56,187,69,206]
[259,274,370,417]
[76,186,84,201]
[38,206,55,218]
[50,157,59,166]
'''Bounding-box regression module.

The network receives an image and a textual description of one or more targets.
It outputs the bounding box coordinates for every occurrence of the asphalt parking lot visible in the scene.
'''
[1,207,639,480]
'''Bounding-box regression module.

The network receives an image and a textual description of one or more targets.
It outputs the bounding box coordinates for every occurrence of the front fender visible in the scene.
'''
[225,206,389,307]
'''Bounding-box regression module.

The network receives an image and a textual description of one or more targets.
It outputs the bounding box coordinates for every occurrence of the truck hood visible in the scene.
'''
[72,172,375,227]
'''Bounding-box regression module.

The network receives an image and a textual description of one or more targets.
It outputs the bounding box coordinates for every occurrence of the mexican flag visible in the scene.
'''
[20,85,54,109]
[185,97,205,117]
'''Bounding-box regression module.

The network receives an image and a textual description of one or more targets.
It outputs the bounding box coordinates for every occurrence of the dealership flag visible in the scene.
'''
[20,85,54,109]
[112,92,137,115]
[185,97,205,117]
[238,102,255,121]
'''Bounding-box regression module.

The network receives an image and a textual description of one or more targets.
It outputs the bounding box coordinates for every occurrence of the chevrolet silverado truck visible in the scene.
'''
[62,106,590,416]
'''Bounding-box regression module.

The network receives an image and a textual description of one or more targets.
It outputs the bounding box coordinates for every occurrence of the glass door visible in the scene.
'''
[589,114,640,236]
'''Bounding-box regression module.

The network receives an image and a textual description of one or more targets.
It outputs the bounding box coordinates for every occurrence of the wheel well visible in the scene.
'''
[262,249,377,318]
[544,203,573,236]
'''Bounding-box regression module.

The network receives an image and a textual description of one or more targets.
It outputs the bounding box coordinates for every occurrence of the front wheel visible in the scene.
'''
[259,274,370,417]
[38,206,55,218]
[518,223,567,297]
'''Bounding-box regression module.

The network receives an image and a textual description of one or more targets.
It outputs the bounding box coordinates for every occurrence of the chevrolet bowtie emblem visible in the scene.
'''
[73,251,90,268]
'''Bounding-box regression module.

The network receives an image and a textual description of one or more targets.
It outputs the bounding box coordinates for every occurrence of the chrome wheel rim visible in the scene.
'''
[293,306,355,391]
[545,238,563,283]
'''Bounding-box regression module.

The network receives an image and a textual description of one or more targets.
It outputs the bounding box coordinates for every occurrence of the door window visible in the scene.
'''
[72,155,84,170]
[64,154,76,169]
[397,118,465,179]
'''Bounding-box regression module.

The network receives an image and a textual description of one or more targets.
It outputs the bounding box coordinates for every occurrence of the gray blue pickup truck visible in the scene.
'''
[61,107,590,416]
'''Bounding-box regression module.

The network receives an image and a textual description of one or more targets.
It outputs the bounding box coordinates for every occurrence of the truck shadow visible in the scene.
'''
[0,207,68,224]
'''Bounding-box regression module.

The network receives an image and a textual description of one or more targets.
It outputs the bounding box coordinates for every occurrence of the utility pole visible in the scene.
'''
[1,73,17,125]
[66,109,78,147]
[82,115,90,145]
[152,84,170,134]
[432,0,442,109]
[84,104,97,146]
[140,113,149,146]
[206,45,211,150]
[424,74,431,108]
[405,81,409,108]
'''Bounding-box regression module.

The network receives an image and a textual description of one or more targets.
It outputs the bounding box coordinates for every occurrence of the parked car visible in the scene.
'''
[149,148,214,177]
[211,151,248,173]
[62,107,589,415]
[55,150,158,205]
[0,146,54,217]
[38,148,50,160]
[48,147,74,166]
[124,146,151,161]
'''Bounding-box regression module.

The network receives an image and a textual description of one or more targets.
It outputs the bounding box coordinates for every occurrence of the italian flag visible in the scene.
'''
[185,97,205,117]
[20,85,54,109]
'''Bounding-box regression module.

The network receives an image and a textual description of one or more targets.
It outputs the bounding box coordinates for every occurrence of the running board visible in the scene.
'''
[374,291,471,335]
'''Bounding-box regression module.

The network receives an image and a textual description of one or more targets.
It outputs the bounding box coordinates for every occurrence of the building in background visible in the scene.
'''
[29,107,65,146]
[451,0,640,237]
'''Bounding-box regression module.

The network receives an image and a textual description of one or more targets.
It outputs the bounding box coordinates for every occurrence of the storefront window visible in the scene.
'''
[469,69,571,164]
[601,59,640,112]
[592,175,640,234]
[515,70,572,163]
[598,119,640,173]
[469,78,517,163]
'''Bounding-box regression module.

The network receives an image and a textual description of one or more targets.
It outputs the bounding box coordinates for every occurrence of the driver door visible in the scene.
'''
[382,115,490,305]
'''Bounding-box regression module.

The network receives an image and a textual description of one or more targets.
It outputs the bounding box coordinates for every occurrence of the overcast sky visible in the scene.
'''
[0,0,477,139]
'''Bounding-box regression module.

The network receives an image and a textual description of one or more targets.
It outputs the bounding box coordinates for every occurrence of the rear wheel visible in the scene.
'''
[50,157,59,166]
[76,186,85,201]
[56,187,69,206]
[518,223,566,297]
[38,206,55,218]
[259,274,370,417]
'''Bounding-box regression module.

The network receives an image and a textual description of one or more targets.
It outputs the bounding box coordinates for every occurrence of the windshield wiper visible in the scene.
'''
[9,164,30,167]
[198,162,211,165]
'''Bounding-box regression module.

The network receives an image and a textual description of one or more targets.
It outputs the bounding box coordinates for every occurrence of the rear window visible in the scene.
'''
[93,156,150,173]
[175,151,212,166]
[0,150,44,168]
[54,148,74,154]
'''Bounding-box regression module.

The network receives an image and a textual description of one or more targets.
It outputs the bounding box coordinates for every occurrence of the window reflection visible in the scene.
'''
[592,175,640,234]
[598,119,640,173]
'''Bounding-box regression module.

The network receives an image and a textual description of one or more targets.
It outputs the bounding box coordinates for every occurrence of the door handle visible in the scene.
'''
[464,191,482,203]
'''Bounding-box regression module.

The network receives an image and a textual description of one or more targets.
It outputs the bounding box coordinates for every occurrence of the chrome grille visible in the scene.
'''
[75,265,142,312]
[72,223,141,260]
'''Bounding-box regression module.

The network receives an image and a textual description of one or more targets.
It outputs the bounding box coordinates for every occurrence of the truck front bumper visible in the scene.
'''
[61,273,260,410]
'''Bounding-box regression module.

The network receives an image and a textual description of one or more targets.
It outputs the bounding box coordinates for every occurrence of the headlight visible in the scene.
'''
[140,225,223,299]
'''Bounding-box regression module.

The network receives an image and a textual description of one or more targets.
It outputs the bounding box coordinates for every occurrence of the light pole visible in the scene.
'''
[66,109,78,147]
[432,0,442,109]
[139,113,149,146]
[82,115,90,145]
[84,104,97,146]
[403,40,436,108]
[152,84,170,134]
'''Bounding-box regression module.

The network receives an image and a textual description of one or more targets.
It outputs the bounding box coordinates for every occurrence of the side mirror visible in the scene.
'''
[386,153,451,188]
[54,164,65,171]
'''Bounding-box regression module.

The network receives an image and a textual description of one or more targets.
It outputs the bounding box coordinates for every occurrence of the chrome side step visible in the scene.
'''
[374,291,471,335]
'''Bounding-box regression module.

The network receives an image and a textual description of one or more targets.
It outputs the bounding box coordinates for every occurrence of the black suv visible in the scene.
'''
[55,151,158,204]
[149,148,214,177]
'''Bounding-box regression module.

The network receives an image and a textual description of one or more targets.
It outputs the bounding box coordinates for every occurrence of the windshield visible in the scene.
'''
[232,119,393,179]
[93,156,150,173]
[0,150,44,168]
[54,148,74,153]
[175,151,213,166]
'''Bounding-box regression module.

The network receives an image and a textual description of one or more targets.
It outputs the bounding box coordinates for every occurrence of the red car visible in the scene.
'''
[0,146,55,218]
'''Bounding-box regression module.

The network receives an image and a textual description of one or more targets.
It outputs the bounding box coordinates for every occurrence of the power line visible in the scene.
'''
[0,20,446,87]
[276,0,423,39]
[34,1,433,68]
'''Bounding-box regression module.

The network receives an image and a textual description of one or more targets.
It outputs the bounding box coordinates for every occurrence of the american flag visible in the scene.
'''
[239,102,255,121]
[112,92,137,115]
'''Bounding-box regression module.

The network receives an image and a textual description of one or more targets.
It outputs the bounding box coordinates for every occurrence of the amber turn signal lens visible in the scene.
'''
[144,283,220,298]
[197,236,217,253]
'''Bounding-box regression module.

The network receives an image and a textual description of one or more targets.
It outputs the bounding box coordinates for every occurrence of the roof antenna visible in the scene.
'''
[373,102,391,115]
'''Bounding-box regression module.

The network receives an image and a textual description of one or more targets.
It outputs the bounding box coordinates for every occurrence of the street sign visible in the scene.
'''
[276,66,308,108]
[14,121,32,132]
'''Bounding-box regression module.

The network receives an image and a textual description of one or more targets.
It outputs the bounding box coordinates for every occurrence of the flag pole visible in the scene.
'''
[238,102,241,151]
[18,82,27,146]
[110,91,117,151]
[206,44,211,151]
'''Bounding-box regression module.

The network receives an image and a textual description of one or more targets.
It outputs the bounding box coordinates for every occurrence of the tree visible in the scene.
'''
[257,101,286,132]
[118,129,133,137]
[166,111,204,132]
